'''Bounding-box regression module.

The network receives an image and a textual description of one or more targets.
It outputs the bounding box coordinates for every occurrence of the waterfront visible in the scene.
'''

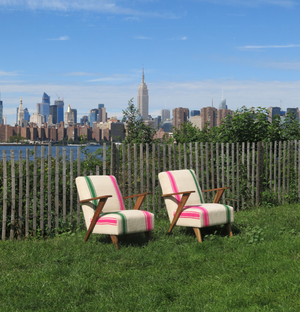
[0,144,105,160]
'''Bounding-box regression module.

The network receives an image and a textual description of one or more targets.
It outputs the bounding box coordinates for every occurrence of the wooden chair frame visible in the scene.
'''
[79,192,151,249]
[162,187,233,242]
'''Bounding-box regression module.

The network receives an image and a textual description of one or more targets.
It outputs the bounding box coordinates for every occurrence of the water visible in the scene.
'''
[0,145,104,160]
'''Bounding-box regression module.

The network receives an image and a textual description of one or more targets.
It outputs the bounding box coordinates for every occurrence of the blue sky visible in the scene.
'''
[0,0,300,125]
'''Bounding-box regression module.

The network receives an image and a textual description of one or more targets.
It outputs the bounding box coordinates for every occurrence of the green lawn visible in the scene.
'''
[1,204,300,311]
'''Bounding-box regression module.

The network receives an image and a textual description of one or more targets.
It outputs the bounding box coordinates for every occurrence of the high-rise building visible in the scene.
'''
[267,107,281,123]
[89,109,98,127]
[219,99,227,109]
[37,93,50,122]
[98,106,106,122]
[172,107,189,128]
[65,104,74,127]
[98,104,105,109]
[200,107,217,129]
[17,98,28,127]
[71,109,77,124]
[191,110,200,117]
[217,109,233,127]
[287,108,299,122]
[137,68,149,120]
[55,99,64,123]
[50,105,58,124]
[161,109,170,122]
[24,108,30,122]
[80,115,88,126]
[0,100,3,125]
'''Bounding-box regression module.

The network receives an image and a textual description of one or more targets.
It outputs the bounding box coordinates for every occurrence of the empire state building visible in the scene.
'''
[137,68,149,120]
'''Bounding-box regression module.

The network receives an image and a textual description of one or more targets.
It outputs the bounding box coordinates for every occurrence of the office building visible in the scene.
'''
[0,100,3,125]
[267,107,281,123]
[287,108,299,122]
[24,108,30,122]
[137,68,149,120]
[71,108,77,124]
[172,107,189,128]
[38,93,50,122]
[219,99,227,109]
[217,108,233,127]
[65,104,75,127]
[200,107,217,129]
[49,105,58,124]
[191,110,200,117]
[161,109,170,122]
[55,99,64,123]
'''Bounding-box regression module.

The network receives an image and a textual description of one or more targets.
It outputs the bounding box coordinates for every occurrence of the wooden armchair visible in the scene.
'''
[158,169,234,242]
[76,175,154,249]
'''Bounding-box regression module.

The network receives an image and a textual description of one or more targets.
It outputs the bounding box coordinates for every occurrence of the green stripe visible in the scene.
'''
[84,176,98,209]
[188,169,204,203]
[101,212,127,234]
[223,205,230,223]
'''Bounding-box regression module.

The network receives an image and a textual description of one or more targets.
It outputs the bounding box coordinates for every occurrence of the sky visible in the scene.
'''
[0,0,300,125]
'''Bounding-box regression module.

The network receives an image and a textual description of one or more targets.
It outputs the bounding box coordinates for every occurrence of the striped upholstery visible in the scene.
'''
[76,175,154,235]
[158,169,234,228]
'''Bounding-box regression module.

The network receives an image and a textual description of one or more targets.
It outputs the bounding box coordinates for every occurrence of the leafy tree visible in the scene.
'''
[122,98,156,144]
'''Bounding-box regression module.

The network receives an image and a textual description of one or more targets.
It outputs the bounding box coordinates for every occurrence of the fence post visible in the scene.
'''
[256,141,263,205]
[2,150,7,241]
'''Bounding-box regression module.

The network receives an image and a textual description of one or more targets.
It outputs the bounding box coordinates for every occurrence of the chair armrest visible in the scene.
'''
[202,187,231,204]
[162,191,195,198]
[123,192,152,199]
[79,195,112,204]
[123,192,152,210]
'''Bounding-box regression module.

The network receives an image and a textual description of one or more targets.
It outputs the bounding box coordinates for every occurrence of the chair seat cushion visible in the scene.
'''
[173,203,234,228]
[90,210,155,235]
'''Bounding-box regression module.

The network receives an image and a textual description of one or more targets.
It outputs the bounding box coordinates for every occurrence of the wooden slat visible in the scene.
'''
[200,142,204,192]
[168,144,172,170]
[157,144,161,211]
[10,150,15,240]
[110,143,114,176]
[178,143,182,170]
[69,149,73,224]
[128,144,132,209]
[195,142,199,182]
[96,165,99,175]
[40,147,44,235]
[103,143,106,175]
[247,142,250,204]
[146,143,150,211]
[173,143,176,170]
[2,150,7,240]
[283,141,286,203]
[55,147,59,229]
[264,142,268,183]
[163,144,166,172]
[77,146,81,225]
[122,144,126,196]
[298,140,300,199]
[18,150,23,239]
[134,144,137,196]
[184,143,187,169]
[241,142,245,210]
[287,141,290,196]
[206,142,210,202]
[33,146,37,235]
[140,143,144,197]
[221,143,225,205]
[269,142,272,189]
[189,142,193,169]
[295,140,297,195]
[216,143,220,189]
[152,143,156,213]
[251,142,255,206]
[226,142,230,204]
[231,143,235,209]
[256,142,261,205]
[26,148,30,236]
[277,141,281,203]
[236,142,240,211]
[116,143,120,182]
[63,147,66,222]
[211,143,215,191]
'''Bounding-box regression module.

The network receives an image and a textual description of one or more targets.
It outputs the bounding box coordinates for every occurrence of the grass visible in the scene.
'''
[1,204,300,311]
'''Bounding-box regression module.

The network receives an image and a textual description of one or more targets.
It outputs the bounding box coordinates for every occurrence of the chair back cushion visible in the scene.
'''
[158,169,204,219]
[76,175,125,213]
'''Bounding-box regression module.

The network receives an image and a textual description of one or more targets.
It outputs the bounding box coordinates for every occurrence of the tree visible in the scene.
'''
[122,98,156,144]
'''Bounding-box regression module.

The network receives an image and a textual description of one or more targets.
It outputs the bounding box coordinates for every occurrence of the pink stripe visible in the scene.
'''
[166,171,181,203]
[173,211,200,219]
[109,175,125,210]
[142,211,153,231]
[90,218,118,226]
[185,206,209,226]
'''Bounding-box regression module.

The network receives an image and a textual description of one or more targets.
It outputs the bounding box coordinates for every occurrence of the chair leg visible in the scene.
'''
[110,235,119,250]
[145,231,152,241]
[193,228,202,243]
[226,223,233,237]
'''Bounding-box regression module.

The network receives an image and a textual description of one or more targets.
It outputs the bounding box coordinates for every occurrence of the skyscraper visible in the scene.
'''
[71,108,77,124]
[50,105,58,124]
[55,99,64,123]
[172,107,189,128]
[161,109,170,122]
[65,104,74,127]
[18,98,27,127]
[24,108,30,122]
[137,68,149,120]
[0,99,3,125]
[39,93,50,122]
[191,110,200,117]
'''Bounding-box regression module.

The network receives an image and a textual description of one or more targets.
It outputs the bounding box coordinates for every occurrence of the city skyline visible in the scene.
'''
[1,0,300,125]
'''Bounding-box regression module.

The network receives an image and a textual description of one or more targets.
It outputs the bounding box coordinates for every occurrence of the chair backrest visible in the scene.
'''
[76,175,125,214]
[158,169,204,219]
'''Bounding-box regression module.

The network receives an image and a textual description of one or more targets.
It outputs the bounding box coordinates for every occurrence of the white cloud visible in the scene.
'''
[0,70,19,76]
[64,72,97,76]
[196,0,296,8]
[258,61,300,71]
[0,0,179,18]
[239,44,300,50]
[47,35,69,41]
[135,36,153,40]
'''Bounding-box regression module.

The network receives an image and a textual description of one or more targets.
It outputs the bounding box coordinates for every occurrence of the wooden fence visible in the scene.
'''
[1,140,300,240]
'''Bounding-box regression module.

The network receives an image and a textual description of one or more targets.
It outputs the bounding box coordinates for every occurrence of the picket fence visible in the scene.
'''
[1,140,300,240]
